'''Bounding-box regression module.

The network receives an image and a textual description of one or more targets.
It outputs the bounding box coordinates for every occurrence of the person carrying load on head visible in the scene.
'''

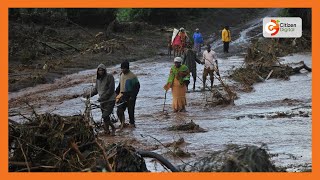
[83,63,116,136]
[163,57,190,112]
[172,28,183,56]
[178,27,189,49]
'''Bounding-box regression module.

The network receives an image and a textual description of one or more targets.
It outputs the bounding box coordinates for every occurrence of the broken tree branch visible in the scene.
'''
[47,36,81,52]
[94,139,113,172]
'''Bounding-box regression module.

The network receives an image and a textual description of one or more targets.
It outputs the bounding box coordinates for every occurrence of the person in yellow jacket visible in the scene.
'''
[221,25,231,53]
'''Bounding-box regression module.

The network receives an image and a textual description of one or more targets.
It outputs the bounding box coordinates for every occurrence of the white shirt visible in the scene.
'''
[202,49,218,70]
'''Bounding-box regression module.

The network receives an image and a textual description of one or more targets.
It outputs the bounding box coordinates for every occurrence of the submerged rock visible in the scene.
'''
[114,145,149,172]
[179,144,278,172]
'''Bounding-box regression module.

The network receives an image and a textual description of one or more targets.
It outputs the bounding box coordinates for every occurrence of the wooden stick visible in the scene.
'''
[163,91,167,112]
[9,161,32,167]
[265,70,273,80]
[95,139,113,172]
[70,141,84,160]
[37,40,68,55]
[17,139,30,172]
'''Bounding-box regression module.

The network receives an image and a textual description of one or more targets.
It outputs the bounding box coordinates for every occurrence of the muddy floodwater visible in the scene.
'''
[9,51,311,172]
[8,9,311,171]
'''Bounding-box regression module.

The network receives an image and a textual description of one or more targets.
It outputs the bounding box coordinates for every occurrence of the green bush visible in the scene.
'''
[116,9,151,22]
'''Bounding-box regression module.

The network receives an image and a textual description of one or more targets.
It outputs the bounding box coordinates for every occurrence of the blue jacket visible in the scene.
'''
[193,32,203,44]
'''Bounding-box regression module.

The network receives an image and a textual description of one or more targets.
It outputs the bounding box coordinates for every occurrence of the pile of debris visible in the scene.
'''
[9,110,148,172]
[166,120,207,133]
[85,38,132,54]
[230,38,311,91]
[179,144,280,172]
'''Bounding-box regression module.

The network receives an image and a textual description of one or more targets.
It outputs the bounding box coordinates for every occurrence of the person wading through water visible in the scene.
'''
[183,45,204,91]
[179,27,189,49]
[201,44,219,90]
[116,61,140,129]
[193,28,204,56]
[222,25,231,53]
[84,63,116,136]
[163,57,190,112]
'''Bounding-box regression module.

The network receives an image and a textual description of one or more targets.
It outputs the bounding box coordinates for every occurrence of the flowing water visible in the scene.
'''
[8,10,311,171]
[8,52,312,172]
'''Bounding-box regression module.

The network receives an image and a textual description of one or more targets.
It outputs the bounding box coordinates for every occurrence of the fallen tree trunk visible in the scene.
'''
[47,36,81,52]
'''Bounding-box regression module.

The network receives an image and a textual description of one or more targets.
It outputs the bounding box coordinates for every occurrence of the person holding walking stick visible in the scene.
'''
[163,57,190,112]
[83,63,116,136]
[201,44,219,90]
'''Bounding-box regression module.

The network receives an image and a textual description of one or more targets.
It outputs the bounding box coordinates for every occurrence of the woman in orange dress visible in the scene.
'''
[164,57,190,112]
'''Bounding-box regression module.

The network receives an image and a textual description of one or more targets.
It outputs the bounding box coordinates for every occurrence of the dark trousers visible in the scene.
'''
[117,97,137,125]
[101,100,116,132]
[223,41,229,53]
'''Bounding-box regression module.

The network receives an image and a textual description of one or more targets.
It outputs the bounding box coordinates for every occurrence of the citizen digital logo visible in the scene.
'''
[280,23,297,27]
[263,17,302,38]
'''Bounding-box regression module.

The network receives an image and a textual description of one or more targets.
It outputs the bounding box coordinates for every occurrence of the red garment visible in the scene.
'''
[172,35,182,46]
[179,32,187,47]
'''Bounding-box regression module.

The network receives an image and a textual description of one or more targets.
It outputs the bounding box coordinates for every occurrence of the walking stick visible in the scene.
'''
[163,90,167,112]
[205,59,237,100]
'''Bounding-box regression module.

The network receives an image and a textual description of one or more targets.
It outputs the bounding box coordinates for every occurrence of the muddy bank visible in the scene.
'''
[9,8,271,92]
[9,22,166,92]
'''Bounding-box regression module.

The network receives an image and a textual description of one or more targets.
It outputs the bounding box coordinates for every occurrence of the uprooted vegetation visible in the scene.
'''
[9,103,292,172]
[230,34,311,91]
[9,104,150,172]
[9,11,165,92]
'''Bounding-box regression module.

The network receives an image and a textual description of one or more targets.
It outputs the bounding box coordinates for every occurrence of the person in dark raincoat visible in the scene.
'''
[84,63,116,136]
[182,45,204,90]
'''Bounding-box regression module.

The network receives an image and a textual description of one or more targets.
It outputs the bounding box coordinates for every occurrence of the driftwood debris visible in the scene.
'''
[9,103,182,172]
[231,39,311,91]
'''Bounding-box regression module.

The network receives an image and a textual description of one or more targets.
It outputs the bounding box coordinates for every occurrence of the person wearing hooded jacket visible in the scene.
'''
[183,45,203,91]
[84,63,116,136]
